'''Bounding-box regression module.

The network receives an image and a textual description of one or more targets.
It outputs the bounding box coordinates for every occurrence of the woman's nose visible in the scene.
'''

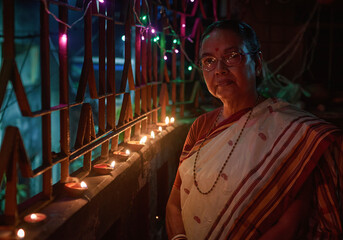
[214,59,229,75]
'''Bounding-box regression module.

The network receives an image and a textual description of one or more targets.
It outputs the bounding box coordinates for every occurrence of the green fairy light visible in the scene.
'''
[188,66,192,71]
[173,39,177,44]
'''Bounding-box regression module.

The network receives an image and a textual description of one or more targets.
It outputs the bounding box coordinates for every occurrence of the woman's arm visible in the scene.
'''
[166,185,186,239]
[258,174,313,240]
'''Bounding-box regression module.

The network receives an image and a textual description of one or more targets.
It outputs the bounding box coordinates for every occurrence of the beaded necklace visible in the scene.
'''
[193,95,261,195]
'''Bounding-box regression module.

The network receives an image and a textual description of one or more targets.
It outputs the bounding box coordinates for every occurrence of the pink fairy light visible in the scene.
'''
[60,34,67,45]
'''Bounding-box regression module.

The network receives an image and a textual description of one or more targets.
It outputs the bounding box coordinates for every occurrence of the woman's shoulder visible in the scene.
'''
[266,98,340,130]
[193,107,222,126]
[186,107,222,143]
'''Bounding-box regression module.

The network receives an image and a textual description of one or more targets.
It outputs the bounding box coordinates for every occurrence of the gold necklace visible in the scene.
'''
[193,96,260,195]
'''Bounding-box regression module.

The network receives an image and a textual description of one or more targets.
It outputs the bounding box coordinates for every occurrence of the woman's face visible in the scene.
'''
[200,29,260,103]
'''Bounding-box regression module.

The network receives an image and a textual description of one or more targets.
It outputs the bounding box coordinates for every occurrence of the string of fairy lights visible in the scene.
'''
[42,0,199,73]
[131,0,198,72]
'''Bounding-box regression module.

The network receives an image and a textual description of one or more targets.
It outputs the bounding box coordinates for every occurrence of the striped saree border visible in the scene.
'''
[204,115,311,239]
[225,122,340,239]
[204,115,339,239]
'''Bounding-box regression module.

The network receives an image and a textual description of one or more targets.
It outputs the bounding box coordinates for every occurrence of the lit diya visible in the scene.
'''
[150,131,155,139]
[93,161,116,175]
[156,116,170,128]
[17,228,25,239]
[64,181,88,197]
[127,136,147,151]
[113,149,130,161]
[24,213,47,224]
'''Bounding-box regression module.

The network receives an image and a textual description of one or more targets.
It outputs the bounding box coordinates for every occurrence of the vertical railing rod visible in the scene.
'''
[58,0,70,183]
[106,0,117,152]
[40,0,53,199]
[99,2,108,159]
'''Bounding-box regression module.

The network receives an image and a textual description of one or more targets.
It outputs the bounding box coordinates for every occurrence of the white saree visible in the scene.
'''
[178,98,342,239]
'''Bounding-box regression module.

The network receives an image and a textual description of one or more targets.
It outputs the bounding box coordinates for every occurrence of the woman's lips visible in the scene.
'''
[216,80,234,86]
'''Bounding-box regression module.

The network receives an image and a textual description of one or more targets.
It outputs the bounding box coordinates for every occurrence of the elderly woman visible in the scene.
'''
[166,20,343,240]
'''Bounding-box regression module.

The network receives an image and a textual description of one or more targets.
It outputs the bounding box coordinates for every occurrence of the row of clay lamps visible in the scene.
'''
[13,118,176,239]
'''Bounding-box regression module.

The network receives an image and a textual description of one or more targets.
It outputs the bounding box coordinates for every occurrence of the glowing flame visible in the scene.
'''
[17,229,25,239]
[155,216,159,219]
[170,117,175,123]
[30,213,37,220]
[151,131,155,139]
[158,126,162,132]
[140,136,147,144]
[80,181,87,188]
[165,116,170,125]
[110,161,116,168]
[125,149,130,155]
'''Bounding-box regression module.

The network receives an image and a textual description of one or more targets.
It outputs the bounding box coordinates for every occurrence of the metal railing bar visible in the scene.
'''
[69,107,160,162]
[31,106,160,177]
[69,115,147,161]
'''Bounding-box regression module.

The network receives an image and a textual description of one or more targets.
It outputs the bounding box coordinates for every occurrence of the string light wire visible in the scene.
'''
[41,0,93,30]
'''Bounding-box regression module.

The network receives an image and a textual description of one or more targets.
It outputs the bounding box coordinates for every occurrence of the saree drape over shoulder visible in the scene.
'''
[178,98,343,240]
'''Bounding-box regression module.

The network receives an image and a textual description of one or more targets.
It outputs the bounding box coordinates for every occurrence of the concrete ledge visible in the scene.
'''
[17,124,190,240]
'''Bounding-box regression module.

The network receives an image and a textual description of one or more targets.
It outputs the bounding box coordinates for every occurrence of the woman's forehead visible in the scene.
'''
[200,29,245,54]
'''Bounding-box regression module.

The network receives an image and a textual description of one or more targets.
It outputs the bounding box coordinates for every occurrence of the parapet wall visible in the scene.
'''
[18,124,189,240]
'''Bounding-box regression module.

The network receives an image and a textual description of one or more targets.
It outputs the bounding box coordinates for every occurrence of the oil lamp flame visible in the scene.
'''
[151,131,155,139]
[170,117,175,123]
[140,136,147,144]
[125,149,130,155]
[110,161,116,168]
[165,116,170,125]
[158,126,162,132]
[80,181,87,188]
[30,214,37,220]
[17,229,25,239]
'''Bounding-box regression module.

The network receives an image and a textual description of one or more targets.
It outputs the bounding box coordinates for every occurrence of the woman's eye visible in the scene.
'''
[224,52,241,64]
[228,52,240,59]
[203,57,216,65]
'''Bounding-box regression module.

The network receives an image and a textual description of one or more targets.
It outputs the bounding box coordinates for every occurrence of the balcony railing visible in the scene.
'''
[0,0,205,231]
